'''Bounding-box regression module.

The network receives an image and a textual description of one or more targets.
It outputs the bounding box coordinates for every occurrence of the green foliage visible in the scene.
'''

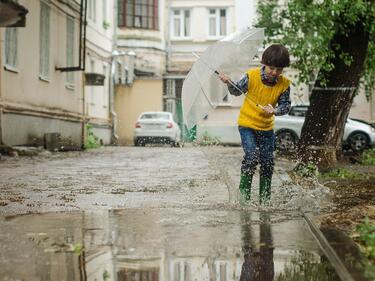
[85,124,101,149]
[197,131,221,146]
[103,270,110,281]
[102,20,111,30]
[73,243,84,255]
[294,162,319,177]
[361,148,375,165]
[355,218,375,279]
[276,251,339,281]
[321,167,356,179]
[256,0,375,95]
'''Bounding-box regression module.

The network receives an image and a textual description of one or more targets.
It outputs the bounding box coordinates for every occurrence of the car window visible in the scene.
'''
[140,113,170,120]
[289,107,308,117]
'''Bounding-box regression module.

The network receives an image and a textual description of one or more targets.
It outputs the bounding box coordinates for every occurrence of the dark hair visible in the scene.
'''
[261,44,290,68]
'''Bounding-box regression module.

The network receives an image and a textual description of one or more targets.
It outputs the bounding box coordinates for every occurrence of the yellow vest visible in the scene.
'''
[238,68,290,131]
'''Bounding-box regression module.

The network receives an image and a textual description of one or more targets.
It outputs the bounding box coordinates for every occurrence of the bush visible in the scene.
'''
[85,124,101,149]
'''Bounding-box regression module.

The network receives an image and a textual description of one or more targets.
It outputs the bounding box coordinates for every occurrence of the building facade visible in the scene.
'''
[0,0,118,149]
[0,0,84,149]
[114,0,167,145]
[84,0,116,145]
[164,0,238,140]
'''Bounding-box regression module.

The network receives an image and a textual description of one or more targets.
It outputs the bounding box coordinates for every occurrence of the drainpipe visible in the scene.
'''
[109,0,119,144]
[0,37,2,145]
[81,72,86,149]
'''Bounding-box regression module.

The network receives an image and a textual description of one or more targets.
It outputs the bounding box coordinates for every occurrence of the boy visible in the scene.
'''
[219,44,291,204]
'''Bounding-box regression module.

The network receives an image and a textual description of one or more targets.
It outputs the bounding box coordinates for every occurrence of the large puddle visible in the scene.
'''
[0,208,341,280]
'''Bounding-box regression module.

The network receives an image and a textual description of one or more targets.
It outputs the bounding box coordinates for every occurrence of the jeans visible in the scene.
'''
[238,126,275,179]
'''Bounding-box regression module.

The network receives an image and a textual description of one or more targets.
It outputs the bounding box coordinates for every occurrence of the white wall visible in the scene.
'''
[84,0,115,144]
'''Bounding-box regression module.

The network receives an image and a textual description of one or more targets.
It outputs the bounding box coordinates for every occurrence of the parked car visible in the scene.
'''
[274,105,375,152]
[134,111,181,146]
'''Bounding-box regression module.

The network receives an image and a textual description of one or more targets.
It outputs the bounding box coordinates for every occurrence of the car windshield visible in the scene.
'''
[141,113,170,120]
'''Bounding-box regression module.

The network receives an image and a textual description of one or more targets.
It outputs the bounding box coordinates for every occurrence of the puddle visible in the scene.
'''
[0,208,341,280]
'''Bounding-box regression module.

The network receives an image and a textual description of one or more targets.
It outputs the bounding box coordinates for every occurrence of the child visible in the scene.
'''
[219,44,291,204]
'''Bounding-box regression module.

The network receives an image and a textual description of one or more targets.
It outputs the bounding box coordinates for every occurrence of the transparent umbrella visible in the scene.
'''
[182,28,264,130]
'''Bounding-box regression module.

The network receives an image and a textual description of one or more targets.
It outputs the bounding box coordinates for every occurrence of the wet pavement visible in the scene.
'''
[0,146,343,280]
[0,146,331,215]
[0,208,340,280]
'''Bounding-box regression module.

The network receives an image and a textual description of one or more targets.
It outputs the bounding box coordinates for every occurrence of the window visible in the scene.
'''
[4,28,18,68]
[90,59,95,104]
[93,0,97,21]
[66,16,75,85]
[118,0,159,30]
[208,8,226,37]
[171,9,190,38]
[102,64,108,106]
[88,0,96,21]
[103,0,107,21]
[39,1,51,79]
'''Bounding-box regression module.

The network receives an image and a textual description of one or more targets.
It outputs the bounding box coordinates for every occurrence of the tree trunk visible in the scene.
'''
[298,18,369,169]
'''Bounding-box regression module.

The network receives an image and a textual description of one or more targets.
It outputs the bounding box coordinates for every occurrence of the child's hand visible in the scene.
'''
[259,104,276,114]
[219,73,230,84]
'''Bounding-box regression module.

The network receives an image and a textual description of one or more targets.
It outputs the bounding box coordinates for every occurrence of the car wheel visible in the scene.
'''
[348,132,369,152]
[275,131,297,152]
[134,138,145,147]
[134,138,140,146]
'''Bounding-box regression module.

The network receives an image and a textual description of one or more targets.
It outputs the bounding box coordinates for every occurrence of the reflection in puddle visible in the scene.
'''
[0,209,340,280]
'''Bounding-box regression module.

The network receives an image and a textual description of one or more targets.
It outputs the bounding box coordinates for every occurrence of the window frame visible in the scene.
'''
[207,7,227,38]
[39,0,51,81]
[66,15,75,88]
[170,8,191,39]
[4,27,18,71]
[118,0,159,30]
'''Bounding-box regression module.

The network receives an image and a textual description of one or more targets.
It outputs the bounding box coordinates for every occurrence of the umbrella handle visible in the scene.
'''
[214,67,260,106]
[225,78,260,108]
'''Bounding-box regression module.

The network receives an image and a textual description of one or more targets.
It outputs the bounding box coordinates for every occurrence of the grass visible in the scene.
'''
[355,218,375,279]
[361,148,375,165]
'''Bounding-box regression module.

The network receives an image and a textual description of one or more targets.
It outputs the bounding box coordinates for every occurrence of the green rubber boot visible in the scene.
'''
[239,174,252,201]
[259,177,271,204]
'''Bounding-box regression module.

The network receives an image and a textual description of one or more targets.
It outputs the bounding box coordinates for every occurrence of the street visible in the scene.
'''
[0,146,345,280]
[0,146,330,215]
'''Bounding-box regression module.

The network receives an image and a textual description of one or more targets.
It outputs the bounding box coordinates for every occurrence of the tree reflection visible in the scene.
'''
[240,211,274,281]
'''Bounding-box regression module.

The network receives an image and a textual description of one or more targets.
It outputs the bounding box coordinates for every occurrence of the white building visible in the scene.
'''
[114,0,167,145]
[84,0,117,145]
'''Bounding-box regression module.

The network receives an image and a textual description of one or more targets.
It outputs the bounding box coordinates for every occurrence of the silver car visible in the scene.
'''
[134,111,181,146]
[274,105,375,152]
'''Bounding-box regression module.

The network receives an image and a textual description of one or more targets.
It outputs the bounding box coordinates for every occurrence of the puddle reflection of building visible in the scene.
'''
[240,211,274,281]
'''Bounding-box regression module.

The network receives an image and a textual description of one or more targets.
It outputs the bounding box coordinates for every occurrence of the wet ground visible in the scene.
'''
[0,208,341,280]
[0,146,331,215]
[0,146,362,280]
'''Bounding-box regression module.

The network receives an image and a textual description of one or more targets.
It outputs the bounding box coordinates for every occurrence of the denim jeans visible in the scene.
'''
[238,126,275,179]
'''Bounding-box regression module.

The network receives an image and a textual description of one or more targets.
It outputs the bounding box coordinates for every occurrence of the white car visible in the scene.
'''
[275,105,375,152]
[134,111,181,146]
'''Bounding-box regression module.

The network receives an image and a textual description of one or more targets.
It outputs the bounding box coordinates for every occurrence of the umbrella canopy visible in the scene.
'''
[182,28,264,130]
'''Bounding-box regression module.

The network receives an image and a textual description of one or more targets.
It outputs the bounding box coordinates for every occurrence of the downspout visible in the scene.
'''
[81,72,86,148]
[0,30,2,145]
[109,0,119,144]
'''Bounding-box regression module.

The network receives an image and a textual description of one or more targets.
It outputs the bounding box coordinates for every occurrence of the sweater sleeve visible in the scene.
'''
[227,74,248,96]
[275,87,291,116]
